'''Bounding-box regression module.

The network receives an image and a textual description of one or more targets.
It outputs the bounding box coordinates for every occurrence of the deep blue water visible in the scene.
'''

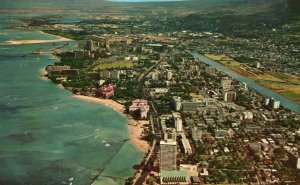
[0,14,144,185]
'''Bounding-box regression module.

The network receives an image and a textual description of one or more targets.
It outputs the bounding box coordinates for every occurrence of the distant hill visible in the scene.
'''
[1,0,299,16]
[184,0,299,20]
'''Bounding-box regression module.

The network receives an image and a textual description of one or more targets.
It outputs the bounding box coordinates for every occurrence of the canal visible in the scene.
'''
[189,51,300,114]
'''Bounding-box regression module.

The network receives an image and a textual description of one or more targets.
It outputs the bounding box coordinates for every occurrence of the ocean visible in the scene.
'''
[0,14,144,185]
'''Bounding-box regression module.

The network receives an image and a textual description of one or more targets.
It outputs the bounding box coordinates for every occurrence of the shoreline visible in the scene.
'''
[6,30,72,45]
[35,30,150,152]
[39,68,65,89]
[74,95,150,152]
[38,30,73,41]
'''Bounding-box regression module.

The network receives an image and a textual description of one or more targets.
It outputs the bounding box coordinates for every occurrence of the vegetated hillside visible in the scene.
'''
[285,0,300,12]
[183,0,299,32]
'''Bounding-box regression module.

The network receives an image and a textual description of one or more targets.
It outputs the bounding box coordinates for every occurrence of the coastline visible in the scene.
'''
[36,29,150,152]
[38,30,72,41]
[3,19,147,185]
[6,30,72,45]
[39,68,47,79]
[74,95,150,152]
[39,68,64,89]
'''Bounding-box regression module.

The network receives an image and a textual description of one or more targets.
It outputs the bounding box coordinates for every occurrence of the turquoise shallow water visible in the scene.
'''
[0,14,144,185]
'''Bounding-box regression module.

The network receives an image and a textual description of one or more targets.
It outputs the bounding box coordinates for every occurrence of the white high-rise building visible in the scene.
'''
[256,61,261,68]
[151,71,159,81]
[223,91,236,102]
[270,98,280,109]
[167,71,173,80]
[160,139,177,171]
[241,82,248,91]
[172,96,182,111]
[221,77,232,90]
[85,40,94,51]
[172,112,183,132]
[265,98,270,106]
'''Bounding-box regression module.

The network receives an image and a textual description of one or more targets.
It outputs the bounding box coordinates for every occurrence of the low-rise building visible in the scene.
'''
[191,127,202,141]
[185,118,195,127]
[182,99,203,113]
[99,70,111,79]
[46,65,70,72]
[160,170,190,185]
[46,65,79,77]
[191,176,201,185]
[163,128,177,142]
[249,142,261,152]
[214,129,234,139]
[124,55,138,61]
[180,164,198,176]
[243,111,254,120]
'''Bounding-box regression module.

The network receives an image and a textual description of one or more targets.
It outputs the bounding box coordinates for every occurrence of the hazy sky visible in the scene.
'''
[108,0,186,2]
[0,0,195,10]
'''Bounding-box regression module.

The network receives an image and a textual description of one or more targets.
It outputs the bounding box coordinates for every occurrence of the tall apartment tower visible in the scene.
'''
[221,77,232,90]
[172,96,182,111]
[172,112,183,132]
[160,139,177,171]
[85,40,94,51]
[223,91,237,102]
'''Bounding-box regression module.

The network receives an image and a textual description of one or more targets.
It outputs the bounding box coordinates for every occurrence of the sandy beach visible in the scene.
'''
[74,95,150,152]
[39,68,47,76]
[6,31,72,45]
[6,38,71,45]
[127,119,150,152]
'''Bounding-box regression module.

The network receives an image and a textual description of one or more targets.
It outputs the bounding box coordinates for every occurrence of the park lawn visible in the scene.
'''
[289,34,300,41]
[205,53,256,78]
[267,72,300,85]
[258,81,300,104]
[205,53,250,68]
[190,93,204,100]
[140,55,150,60]
[255,73,285,82]
[205,53,230,61]
[219,60,242,67]
[92,60,134,70]
[281,92,300,103]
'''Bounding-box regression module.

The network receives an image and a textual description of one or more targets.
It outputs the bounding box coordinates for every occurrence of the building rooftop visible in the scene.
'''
[161,169,190,180]
[191,176,201,183]
[160,139,177,145]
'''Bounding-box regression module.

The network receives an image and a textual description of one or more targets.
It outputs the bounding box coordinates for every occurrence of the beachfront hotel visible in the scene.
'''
[129,99,150,119]
[96,84,116,99]
[160,139,177,171]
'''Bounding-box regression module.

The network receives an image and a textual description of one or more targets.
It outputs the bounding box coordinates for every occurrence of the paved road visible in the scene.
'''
[132,52,166,185]
[138,53,167,82]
